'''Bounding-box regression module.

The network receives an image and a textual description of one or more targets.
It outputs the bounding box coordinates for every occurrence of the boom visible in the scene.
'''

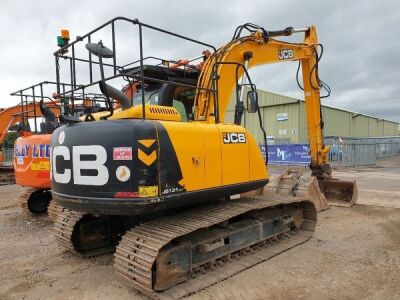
[0,102,56,145]
[195,26,329,175]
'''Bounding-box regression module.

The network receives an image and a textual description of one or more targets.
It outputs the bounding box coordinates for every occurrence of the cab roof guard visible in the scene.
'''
[53,17,218,120]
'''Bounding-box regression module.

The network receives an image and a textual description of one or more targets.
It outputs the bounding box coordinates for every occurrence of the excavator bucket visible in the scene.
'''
[295,175,330,212]
[317,177,358,207]
[263,170,357,212]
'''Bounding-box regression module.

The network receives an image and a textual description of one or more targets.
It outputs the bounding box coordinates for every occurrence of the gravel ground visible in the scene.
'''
[0,157,399,300]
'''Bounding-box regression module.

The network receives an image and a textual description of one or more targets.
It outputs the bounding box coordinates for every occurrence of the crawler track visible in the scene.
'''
[53,207,84,253]
[53,207,121,257]
[114,193,316,299]
[18,187,52,214]
[47,200,61,222]
[18,187,38,213]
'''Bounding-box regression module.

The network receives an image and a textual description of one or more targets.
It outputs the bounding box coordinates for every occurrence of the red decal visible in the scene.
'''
[37,171,50,178]
[113,147,132,160]
[114,192,139,198]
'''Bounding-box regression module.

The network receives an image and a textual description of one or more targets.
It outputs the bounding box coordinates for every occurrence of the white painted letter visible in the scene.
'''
[73,146,109,186]
[52,146,71,184]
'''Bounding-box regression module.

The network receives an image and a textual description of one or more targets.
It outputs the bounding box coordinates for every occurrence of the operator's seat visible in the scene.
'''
[40,121,57,134]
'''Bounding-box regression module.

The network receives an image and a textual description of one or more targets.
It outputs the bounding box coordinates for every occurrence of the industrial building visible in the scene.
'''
[225,89,399,144]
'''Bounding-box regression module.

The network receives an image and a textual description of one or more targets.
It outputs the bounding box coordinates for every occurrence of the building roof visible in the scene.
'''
[255,89,399,125]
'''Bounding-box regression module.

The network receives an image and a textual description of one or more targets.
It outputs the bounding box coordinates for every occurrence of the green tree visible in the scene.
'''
[1,132,17,149]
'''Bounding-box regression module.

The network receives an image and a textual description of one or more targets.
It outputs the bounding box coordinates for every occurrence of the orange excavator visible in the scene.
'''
[5,82,61,215]
[49,18,356,298]
[0,102,58,149]
[8,81,108,217]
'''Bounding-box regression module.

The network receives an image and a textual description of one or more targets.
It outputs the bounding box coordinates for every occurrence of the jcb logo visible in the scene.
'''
[278,49,294,60]
[223,133,246,144]
[52,139,158,186]
[52,145,108,186]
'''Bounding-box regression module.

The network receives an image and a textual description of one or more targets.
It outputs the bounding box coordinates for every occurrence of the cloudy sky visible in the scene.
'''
[1,0,399,122]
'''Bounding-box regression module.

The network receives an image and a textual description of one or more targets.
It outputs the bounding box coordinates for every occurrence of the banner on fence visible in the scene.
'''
[260,144,311,165]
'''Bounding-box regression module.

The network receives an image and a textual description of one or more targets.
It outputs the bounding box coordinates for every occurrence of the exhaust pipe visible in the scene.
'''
[99,81,132,110]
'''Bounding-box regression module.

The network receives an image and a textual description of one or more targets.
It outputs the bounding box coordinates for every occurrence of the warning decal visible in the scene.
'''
[31,161,50,171]
[113,147,132,160]
[139,186,158,198]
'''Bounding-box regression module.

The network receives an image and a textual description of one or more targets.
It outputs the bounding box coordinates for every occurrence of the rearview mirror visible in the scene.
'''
[85,42,114,58]
[86,40,114,120]
[247,90,258,113]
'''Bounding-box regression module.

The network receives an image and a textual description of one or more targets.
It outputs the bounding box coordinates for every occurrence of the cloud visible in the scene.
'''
[0,0,399,122]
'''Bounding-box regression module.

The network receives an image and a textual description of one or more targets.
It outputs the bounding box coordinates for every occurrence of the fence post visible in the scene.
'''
[1,148,14,167]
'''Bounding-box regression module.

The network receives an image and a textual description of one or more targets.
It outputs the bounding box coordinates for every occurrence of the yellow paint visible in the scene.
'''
[31,161,50,171]
[159,121,267,192]
[139,186,158,197]
[138,148,157,166]
[69,25,333,196]
[199,124,222,188]
[138,139,156,148]
[85,105,181,122]
[217,124,249,185]
[158,121,205,191]
[247,132,269,181]
[195,26,329,169]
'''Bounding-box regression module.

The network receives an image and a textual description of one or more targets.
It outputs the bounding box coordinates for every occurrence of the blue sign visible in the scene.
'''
[260,144,311,165]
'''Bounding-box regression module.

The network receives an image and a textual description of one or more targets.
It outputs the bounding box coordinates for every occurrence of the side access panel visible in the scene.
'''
[157,121,205,193]
[217,124,249,186]
[200,124,222,189]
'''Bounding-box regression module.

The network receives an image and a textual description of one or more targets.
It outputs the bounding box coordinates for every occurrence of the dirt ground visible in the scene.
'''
[1,157,399,300]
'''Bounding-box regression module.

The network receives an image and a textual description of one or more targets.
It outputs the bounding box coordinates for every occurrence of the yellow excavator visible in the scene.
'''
[49,18,356,298]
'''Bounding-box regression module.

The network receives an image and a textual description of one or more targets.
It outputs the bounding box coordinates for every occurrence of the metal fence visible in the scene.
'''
[1,148,13,167]
[324,136,400,167]
[326,140,376,167]
[372,137,400,157]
